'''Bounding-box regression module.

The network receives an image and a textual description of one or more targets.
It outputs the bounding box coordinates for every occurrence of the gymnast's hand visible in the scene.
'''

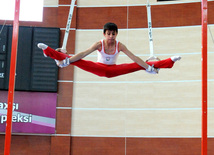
[146,65,159,74]
[55,48,67,54]
[55,57,70,68]
[145,56,161,62]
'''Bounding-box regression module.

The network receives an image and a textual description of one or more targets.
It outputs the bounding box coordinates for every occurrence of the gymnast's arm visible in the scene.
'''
[119,42,158,73]
[68,41,101,63]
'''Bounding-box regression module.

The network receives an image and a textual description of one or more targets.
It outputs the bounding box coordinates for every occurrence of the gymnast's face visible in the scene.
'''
[104,30,118,43]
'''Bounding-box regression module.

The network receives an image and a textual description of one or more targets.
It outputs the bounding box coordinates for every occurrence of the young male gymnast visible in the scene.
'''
[38,22,181,78]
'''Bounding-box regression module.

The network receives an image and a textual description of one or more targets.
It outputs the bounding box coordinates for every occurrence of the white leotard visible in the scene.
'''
[97,39,120,65]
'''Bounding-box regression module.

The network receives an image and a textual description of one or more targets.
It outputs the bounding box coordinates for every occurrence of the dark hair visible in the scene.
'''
[103,22,118,34]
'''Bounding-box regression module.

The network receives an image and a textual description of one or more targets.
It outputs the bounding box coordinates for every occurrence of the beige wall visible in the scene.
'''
[72,24,214,137]
[43,0,206,7]
[44,0,58,6]
[76,0,202,6]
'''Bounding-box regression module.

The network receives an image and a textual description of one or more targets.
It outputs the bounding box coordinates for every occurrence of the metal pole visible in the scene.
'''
[201,0,208,154]
[146,1,154,57]
[4,0,20,154]
[61,0,76,52]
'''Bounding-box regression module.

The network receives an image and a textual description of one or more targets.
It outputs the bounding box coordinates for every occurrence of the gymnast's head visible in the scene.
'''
[103,22,118,34]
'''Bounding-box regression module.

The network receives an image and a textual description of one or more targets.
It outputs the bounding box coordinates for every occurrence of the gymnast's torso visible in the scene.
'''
[97,39,120,65]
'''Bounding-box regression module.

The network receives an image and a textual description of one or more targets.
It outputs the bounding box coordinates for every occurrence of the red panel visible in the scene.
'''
[57,82,74,107]
[208,2,214,23]
[126,138,201,155]
[152,3,201,27]
[55,109,72,134]
[59,0,77,5]
[76,7,128,29]
[71,137,125,155]
[128,6,147,28]
[59,30,76,53]
[69,137,214,155]
[1,135,214,154]
[58,7,77,28]
[74,1,214,29]
[0,135,51,155]
[51,136,71,155]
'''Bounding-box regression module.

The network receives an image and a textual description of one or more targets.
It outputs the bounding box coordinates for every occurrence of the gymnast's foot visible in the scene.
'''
[37,43,48,50]
[171,56,181,62]
[37,43,48,57]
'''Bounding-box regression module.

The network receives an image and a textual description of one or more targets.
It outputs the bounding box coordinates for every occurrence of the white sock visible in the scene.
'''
[171,56,181,62]
[37,43,48,50]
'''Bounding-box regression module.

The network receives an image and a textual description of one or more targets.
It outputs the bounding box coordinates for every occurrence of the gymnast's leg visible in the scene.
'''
[101,57,179,78]
[37,43,112,77]
[38,43,69,60]
[37,43,180,78]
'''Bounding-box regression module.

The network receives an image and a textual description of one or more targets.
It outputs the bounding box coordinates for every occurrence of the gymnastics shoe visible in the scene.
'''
[171,56,181,62]
[37,43,48,50]
[37,43,48,57]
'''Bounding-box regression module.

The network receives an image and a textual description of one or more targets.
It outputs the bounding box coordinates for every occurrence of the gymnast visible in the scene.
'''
[37,22,181,78]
